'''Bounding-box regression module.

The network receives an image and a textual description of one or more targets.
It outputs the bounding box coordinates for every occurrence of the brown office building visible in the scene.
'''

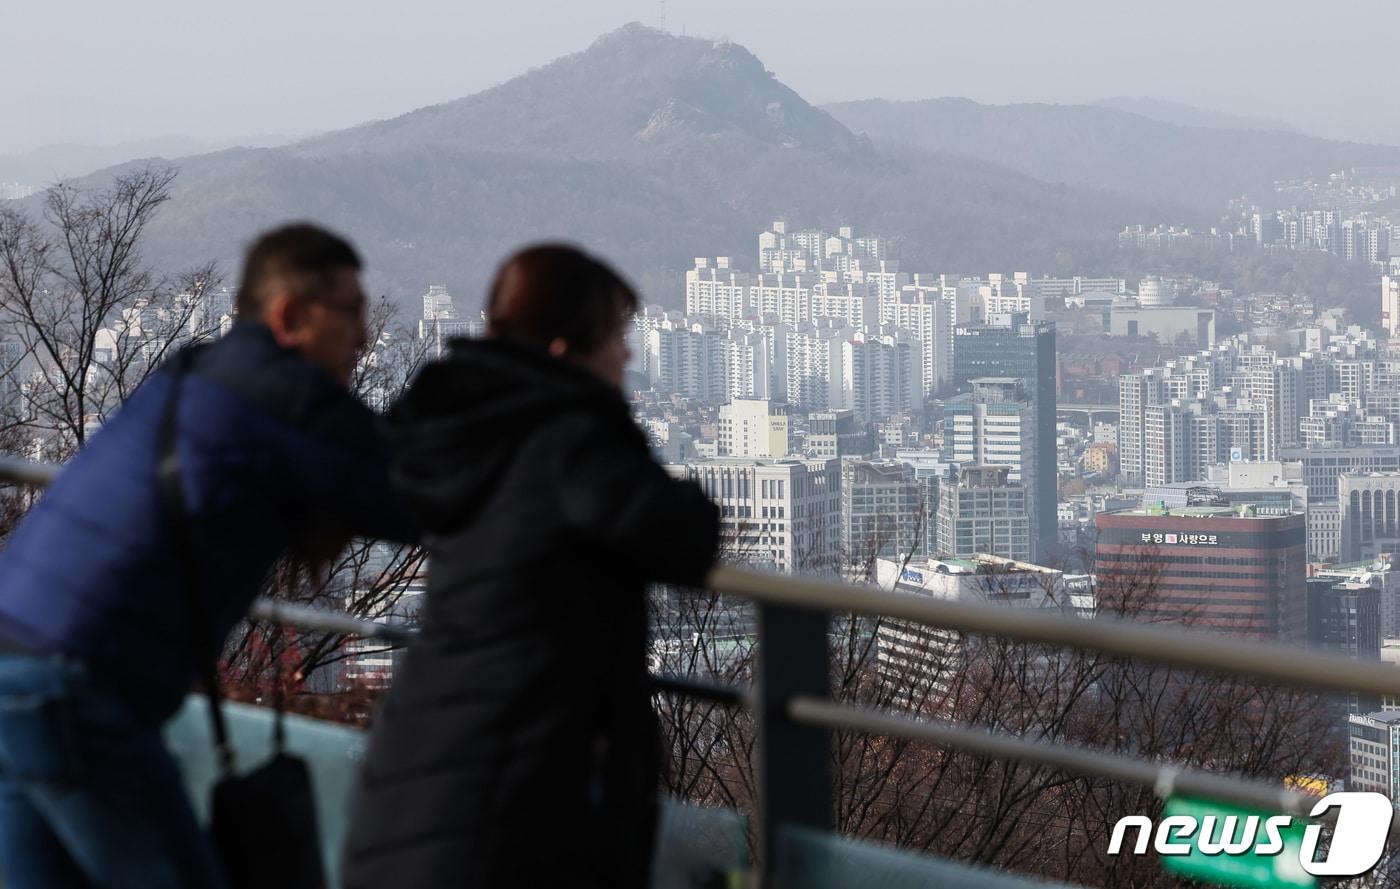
[1094,506,1307,641]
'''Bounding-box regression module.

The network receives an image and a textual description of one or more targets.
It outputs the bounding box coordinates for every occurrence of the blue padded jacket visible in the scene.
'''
[0,322,415,723]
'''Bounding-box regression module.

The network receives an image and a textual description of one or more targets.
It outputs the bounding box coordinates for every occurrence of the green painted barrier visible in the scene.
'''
[1159,797,1315,889]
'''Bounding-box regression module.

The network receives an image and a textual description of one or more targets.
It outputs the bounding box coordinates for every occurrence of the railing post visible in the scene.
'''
[754,601,832,887]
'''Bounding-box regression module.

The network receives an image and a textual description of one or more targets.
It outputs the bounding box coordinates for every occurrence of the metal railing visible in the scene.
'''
[248,597,416,646]
[0,455,58,488]
[4,454,1398,887]
[705,568,1396,882]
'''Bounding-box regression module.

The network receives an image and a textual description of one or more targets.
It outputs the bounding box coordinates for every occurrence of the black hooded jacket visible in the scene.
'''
[342,338,720,889]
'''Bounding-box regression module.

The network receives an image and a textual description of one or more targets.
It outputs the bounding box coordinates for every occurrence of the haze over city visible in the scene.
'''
[4,0,1399,158]
[3,3,1400,887]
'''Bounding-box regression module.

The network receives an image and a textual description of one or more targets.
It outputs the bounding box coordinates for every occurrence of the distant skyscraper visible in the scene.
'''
[643,318,728,403]
[421,284,458,321]
[1343,219,1390,264]
[1095,506,1307,642]
[978,273,1043,321]
[884,285,950,398]
[951,318,1056,556]
[730,316,789,398]
[758,221,889,275]
[1252,212,1283,245]
[628,305,684,381]
[809,280,878,329]
[781,320,849,410]
[686,257,750,319]
[1383,276,1400,338]
[417,285,484,357]
[1307,578,1381,660]
[419,318,485,358]
[834,327,922,424]
[0,339,21,421]
[722,330,774,400]
[1141,399,1236,487]
[751,272,819,325]
[204,287,233,323]
[1118,369,1167,486]
[1307,577,1380,716]
[1239,361,1302,455]
[943,377,1041,559]
[1314,558,1400,640]
[186,286,234,339]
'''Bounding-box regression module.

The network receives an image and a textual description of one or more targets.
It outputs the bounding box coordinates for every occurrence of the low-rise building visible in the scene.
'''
[668,457,839,574]
[1082,442,1118,477]
[1340,472,1400,562]
[934,464,1032,562]
[840,459,924,563]
[872,553,1091,692]
[1348,711,1400,797]
[806,409,873,459]
[717,399,789,458]
[1109,303,1216,347]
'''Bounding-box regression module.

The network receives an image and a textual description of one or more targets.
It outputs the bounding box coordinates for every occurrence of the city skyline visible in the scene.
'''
[6,6,1400,884]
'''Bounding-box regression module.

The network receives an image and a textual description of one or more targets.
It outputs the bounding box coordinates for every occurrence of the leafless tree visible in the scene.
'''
[0,168,433,721]
[653,520,1342,888]
[0,165,227,456]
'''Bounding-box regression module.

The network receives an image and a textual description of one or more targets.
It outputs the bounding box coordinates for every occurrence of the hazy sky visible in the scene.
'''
[4,0,1398,155]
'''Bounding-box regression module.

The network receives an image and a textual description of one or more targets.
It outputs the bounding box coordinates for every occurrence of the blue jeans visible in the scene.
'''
[0,654,225,889]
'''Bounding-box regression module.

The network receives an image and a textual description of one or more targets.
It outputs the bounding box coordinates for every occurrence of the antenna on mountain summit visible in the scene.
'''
[660,0,667,32]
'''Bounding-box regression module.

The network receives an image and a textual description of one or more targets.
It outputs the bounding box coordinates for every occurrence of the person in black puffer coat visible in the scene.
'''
[342,245,720,889]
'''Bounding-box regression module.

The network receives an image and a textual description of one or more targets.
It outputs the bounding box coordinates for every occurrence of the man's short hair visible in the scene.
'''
[235,224,362,318]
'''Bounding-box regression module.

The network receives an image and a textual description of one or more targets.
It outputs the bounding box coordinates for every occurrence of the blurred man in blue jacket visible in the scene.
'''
[0,224,414,888]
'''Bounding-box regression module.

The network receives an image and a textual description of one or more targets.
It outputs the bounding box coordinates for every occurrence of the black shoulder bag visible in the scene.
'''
[155,349,328,889]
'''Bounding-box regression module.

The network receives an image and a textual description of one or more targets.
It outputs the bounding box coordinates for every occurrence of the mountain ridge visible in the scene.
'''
[290,24,866,162]
[823,96,1400,211]
[0,134,298,188]
[1089,96,1303,135]
[44,25,1175,312]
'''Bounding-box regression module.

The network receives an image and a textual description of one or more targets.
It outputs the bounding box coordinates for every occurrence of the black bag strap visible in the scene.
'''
[154,346,237,777]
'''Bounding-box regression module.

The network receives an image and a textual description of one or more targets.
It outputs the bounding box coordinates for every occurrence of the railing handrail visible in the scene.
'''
[248,598,415,645]
[13,456,1398,702]
[0,455,61,487]
[706,564,1400,700]
[788,696,1324,821]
